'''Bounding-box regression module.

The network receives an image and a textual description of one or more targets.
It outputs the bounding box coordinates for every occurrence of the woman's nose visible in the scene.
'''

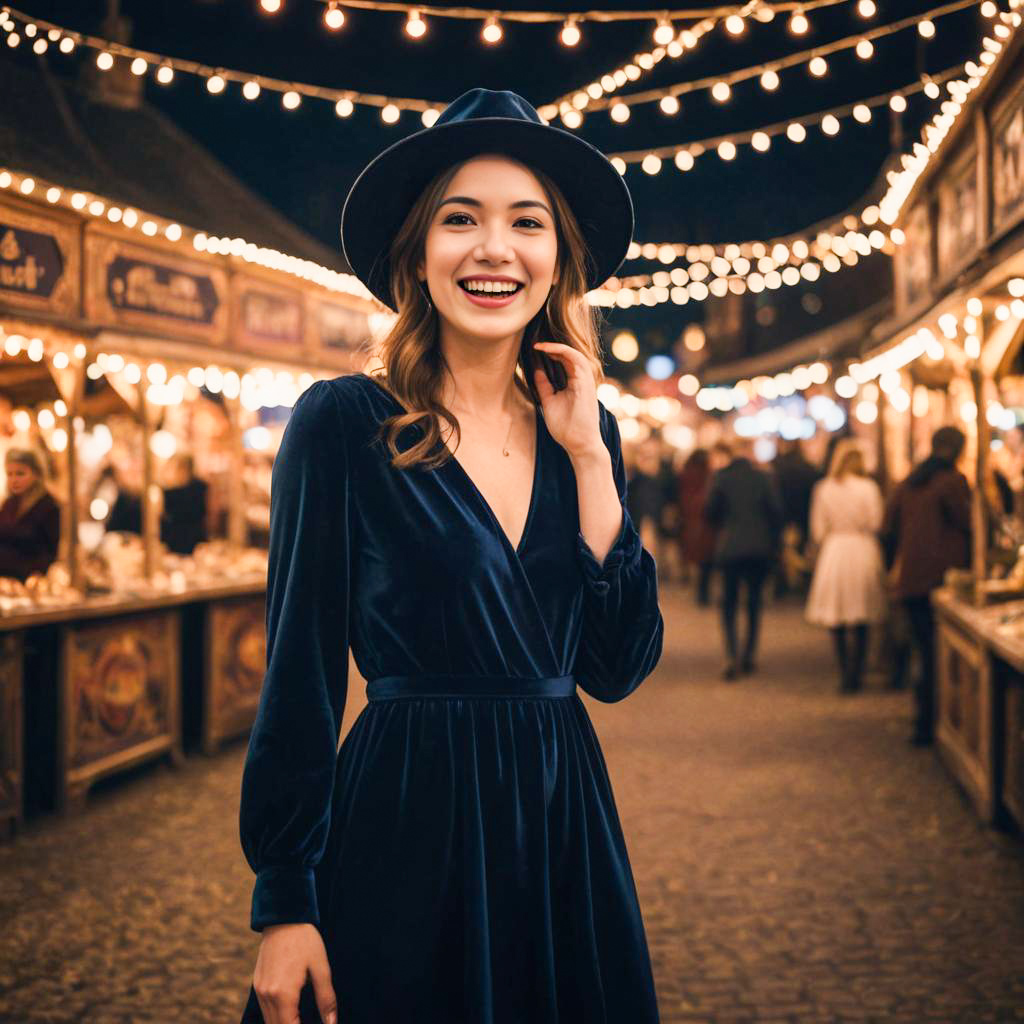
[474,228,514,263]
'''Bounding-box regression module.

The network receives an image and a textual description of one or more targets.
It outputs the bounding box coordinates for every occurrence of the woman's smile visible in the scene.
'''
[457,274,526,308]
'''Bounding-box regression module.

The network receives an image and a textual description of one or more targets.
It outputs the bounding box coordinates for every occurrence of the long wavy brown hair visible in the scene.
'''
[365,155,608,471]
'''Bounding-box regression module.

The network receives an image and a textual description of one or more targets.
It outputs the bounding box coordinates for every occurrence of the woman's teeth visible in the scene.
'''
[459,280,522,294]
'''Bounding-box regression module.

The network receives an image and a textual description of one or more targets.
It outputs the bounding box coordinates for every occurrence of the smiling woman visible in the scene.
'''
[239,88,664,1024]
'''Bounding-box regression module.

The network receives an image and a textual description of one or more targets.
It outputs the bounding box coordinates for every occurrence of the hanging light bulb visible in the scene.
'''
[918,18,935,38]
[923,78,941,99]
[382,103,401,123]
[405,9,427,38]
[855,38,874,59]
[653,18,674,45]
[421,108,440,127]
[156,62,174,84]
[751,131,771,151]
[96,51,114,71]
[243,80,261,100]
[481,16,502,44]
[821,114,840,135]
[130,57,147,75]
[853,103,872,123]
[786,122,807,142]
[890,94,907,112]
[857,0,876,16]
[610,102,630,123]
[324,2,345,30]
[260,0,282,12]
[659,95,680,115]
[641,154,662,175]
[760,69,780,90]
[561,108,583,129]
[789,9,809,34]
[809,56,828,76]
[560,16,581,46]
[335,97,354,117]
[711,81,731,102]
[725,14,746,35]
[282,90,301,109]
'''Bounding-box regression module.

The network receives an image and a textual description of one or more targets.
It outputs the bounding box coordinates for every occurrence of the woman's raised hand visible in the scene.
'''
[253,922,338,1024]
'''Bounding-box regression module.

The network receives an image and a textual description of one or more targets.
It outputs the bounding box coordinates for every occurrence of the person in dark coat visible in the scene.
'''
[160,453,209,555]
[882,425,972,746]
[678,447,716,605]
[771,438,823,595]
[705,440,784,679]
[0,447,61,581]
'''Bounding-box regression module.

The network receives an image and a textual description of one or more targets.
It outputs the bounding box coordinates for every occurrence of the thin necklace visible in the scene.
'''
[502,414,514,457]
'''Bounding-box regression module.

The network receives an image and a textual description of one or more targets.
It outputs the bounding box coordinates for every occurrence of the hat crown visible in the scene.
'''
[435,88,544,129]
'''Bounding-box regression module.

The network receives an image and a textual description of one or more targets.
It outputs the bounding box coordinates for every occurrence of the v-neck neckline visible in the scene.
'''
[360,373,544,560]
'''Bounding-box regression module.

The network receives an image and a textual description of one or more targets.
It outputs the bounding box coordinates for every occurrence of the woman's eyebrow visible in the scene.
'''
[438,196,553,217]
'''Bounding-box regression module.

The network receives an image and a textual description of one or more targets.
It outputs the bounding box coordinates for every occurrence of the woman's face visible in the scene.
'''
[420,154,559,346]
[6,461,35,495]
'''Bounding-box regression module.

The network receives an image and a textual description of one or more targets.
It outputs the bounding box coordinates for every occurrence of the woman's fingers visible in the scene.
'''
[310,956,339,1024]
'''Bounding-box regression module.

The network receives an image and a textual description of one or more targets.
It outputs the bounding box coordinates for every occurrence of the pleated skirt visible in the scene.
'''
[240,674,660,1024]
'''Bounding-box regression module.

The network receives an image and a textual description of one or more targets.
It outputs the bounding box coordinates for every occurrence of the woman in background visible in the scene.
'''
[805,439,886,694]
[0,447,60,581]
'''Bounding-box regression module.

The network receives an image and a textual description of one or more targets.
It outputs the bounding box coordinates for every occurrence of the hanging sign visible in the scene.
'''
[992,80,1024,237]
[0,201,80,315]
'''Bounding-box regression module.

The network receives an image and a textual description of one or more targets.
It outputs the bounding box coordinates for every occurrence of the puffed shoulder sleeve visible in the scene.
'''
[573,401,664,703]
[239,379,352,932]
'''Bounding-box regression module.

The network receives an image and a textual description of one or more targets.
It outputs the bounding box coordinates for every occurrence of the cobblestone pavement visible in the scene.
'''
[1,585,1023,1023]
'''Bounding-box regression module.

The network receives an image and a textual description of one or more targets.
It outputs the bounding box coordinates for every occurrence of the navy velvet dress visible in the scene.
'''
[239,371,664,1023]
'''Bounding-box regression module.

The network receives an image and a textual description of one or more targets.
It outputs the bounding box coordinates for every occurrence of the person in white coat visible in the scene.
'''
[805,439,887,693]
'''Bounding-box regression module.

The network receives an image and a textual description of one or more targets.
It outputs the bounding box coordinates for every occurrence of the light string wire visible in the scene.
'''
[1,5,442,114]
[313,0,852,24]
[573,0,982,116]
[607,63,962,167]
[542,0,848,110]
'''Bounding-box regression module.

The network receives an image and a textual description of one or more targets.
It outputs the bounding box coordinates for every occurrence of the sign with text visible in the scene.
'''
[0,201,79,316]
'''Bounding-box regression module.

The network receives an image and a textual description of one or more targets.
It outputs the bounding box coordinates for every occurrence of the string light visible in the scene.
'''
[660,95,681,115]
[919,18,936,36]
[481,16,503,43]
[96,50,113,70]
[855,37,874,58]
[712,81,732,102]
[565,1,982,122]
[725,14,747,33]
[789,8,810,33]
[609,67,963,175]
[653,18,675,44]
[324,2,346,30]
[857,0,876,15]
[809,56,828,75]
[405,9,427,37]
[243,80,261,100]
[206,73,226,94]
[260,0,282,12]
[560,16,581,46]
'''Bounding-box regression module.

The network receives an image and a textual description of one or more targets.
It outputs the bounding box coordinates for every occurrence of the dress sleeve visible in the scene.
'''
[239,379,352,933]
[573,402,664,703]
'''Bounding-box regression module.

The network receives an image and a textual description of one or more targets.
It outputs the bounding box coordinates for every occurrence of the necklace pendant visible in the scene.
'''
[502,447,510,456]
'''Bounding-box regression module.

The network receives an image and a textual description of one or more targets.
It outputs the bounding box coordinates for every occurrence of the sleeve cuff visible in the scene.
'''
[576,506,642,594]
[251,865,319,932]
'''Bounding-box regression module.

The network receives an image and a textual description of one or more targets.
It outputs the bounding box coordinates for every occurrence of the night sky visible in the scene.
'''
[8,0,988,358]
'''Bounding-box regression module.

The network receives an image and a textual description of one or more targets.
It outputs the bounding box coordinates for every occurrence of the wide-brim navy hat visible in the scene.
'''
[340,88,634,311]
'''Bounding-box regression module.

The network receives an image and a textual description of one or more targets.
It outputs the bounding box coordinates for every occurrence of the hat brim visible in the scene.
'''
[340,116,634,311]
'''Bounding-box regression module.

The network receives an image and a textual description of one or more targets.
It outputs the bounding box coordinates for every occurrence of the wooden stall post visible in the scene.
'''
[51,356,86,592]
[137,379,159,579]
[223,391,247,548]
[971,361,992,607]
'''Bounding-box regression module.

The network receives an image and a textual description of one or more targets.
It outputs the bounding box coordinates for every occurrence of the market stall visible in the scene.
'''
[0,150,384,832]
[865,28,1024,830]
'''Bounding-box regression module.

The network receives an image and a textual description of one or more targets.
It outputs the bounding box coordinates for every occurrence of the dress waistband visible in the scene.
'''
[366,673,577,701]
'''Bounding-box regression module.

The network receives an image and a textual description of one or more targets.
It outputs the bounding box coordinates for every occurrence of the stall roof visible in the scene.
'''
[0,56,349,274]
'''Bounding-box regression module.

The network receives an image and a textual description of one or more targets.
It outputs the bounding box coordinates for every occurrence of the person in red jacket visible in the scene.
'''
[0,447,60,581]
[882,426,972,746]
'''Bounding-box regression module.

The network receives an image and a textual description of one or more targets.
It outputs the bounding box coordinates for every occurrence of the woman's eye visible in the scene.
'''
[443,212,474,225]
[515,218,544,229]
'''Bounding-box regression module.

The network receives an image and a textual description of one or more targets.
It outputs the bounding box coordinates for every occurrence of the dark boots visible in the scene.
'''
[831,624,868,694]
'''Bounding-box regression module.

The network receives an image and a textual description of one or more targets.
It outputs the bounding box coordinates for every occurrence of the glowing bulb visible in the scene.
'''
[96,51,114,71]
[335,97,354,117]
[59,36,74,53]
[206,74,226,94]
[642,154,663,175]
[405,10,426,38]
[675,150,695,171]
[482,17,502,43]
[611,102,630,123]
[717,141,737,161]
[918,19,935,38]
[809,56,828,77]
[857,0,876,16]
[561,108,583,129]
[923,79,940,99]
[856,38,874,59]
[659,95,680,115]
[890,94,907,113]
[653,19,674,45]
[725,14,745,34]
[711,81,731,102]
[421,108,440,127]
[381,103,400,123]
[130,57,147,75]
[324,2,345,30]
[789,11,809,34]
[243,80,260,100]
[560,18,581,46]
[787,122,807,143]
[853,104,872,123]
[761,69,780,90]
[282,90,301,109]
[156,63,174,84]
[260,0,282,11]
[751,131,771,152]
[821,114,840,135]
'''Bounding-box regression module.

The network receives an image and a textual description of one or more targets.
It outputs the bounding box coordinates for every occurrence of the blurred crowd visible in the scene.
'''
[623,426,1006,747]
